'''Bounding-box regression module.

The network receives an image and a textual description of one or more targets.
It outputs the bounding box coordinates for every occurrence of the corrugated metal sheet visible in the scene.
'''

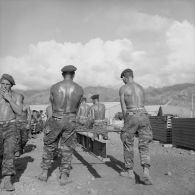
[150,116,172,143]
[172,118,195,150]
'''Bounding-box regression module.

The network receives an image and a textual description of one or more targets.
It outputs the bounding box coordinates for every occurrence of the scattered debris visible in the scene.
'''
[87,188,98,195]
[165,171,172,176]
[163,144,173,148]
[190,150,195,155]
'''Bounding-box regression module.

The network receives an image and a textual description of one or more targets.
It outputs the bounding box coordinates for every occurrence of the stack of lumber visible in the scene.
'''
[172,118,195,150]
[150,116,172,143]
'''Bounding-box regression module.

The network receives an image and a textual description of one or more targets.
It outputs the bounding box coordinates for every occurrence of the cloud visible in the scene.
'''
[165,20,195,84]
[0,20,194,90]
[0,38,144,89]
[108,10,171,35]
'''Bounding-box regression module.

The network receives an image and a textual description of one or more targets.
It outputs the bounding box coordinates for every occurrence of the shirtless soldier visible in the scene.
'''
[119,69,153,185]
[0,74,23,191]
[88,94,108,140]
[39,65,83,185]
[15,97,31,157]
[77,97,90,125]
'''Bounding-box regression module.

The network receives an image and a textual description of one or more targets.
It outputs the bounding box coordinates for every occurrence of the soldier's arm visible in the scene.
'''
[119,86,127,118]
[26,106,32,126]
[49,86,54,104]
[88,106,94,119]
[9,93,23,115]
[76,87,84,115]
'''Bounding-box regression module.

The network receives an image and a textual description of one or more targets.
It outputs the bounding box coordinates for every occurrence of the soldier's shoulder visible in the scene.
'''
[50,81,62,90]
[119,85,126,93]
[99,102,105,107]
[12,91,24,99]
[73,82,83,92]
[73,82,83,89]
[134,82,144,91]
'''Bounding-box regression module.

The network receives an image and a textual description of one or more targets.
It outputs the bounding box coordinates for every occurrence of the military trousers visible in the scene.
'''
[120,110,152,170]
[41,115,77,175]
[0,120,16,176]
[15,120,29,153]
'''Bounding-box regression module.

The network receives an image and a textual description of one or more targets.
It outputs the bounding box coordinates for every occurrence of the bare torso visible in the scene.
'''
[0,91,19,121]
[120,82,145,111]
[16,105,29,121]
[89,103,106,120]
[50,80,83,116]
[78,103,90,117]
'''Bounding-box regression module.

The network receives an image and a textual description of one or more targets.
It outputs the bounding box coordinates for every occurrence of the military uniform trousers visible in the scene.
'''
[0,120,16,176]
[15,120,29,153]
[41,115,76,175]
[93,120,108,139]
[120,111,153,170]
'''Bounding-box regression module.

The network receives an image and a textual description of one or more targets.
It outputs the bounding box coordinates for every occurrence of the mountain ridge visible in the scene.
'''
[15,83,195,108]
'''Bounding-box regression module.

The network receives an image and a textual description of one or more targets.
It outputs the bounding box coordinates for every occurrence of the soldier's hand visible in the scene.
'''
[0,88,6,96]
[26,124,30,130]
[2,90,12,102]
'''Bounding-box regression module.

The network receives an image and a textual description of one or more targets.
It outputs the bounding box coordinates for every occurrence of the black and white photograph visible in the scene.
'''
[0,0,195,194]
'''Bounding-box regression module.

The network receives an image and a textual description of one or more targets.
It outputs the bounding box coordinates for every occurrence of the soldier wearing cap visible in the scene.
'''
[0,74,23,191]
[119,68,153,185]
[88,94,108,140]
[77,97,90,125]
[39,65,83,185]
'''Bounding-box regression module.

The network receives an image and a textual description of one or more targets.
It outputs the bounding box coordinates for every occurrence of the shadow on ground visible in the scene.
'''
[73,150,101,178]
[24,144,36,154]
[105,155,125,173]
[13,156,34,183]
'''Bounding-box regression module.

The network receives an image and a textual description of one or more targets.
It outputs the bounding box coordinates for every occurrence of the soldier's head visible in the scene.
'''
[91,94,99,104]
[120,69,134,84]
[0,74,15,91]
[81,97,87,103]
[61,65,77,80]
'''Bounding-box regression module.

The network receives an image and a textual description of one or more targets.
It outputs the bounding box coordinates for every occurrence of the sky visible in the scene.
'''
[0,0,195,90]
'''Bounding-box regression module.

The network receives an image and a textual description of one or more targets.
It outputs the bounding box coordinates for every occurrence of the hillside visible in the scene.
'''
[16,83,195,109]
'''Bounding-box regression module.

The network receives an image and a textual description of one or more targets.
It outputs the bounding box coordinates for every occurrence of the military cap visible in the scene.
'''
[61,65,77,73]
[82,97,87,101]
[0,74,15,85]
[120,68,133,78]
[91,94,99,100]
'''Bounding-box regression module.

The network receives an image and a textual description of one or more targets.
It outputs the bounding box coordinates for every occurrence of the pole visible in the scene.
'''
[192,94,194,118]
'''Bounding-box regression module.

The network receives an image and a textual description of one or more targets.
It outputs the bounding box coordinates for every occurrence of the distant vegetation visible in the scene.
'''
[16,83,195,109]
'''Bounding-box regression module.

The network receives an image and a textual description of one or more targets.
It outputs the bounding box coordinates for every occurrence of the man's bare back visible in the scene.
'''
[120,82,145,110]
[89,103,105,120]
[50,80,83,116]
[78,103,90,117]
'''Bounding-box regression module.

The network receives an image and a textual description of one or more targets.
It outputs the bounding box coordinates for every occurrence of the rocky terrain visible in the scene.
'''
[1,132,195,195]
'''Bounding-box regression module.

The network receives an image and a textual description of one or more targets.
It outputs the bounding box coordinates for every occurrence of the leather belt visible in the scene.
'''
[0,119,16,125]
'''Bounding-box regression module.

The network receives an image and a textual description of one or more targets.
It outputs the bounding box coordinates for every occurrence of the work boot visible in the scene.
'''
[120,169,135,179]
[59,173,72,186]
[1,176,15,191]
[38,169,48,182]
[142,166,153,185]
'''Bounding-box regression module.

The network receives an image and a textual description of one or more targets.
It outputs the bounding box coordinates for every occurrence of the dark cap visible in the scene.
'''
[61,65,77,73]
[120,68,133,78]
[91,94,99,100]
[82,97,87,101]
[0,74,15,85]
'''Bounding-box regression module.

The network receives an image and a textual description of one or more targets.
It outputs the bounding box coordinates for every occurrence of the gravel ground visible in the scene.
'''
[0,132,195,195]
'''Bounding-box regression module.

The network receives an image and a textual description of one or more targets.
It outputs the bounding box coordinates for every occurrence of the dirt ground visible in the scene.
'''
[0,132,195,195]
